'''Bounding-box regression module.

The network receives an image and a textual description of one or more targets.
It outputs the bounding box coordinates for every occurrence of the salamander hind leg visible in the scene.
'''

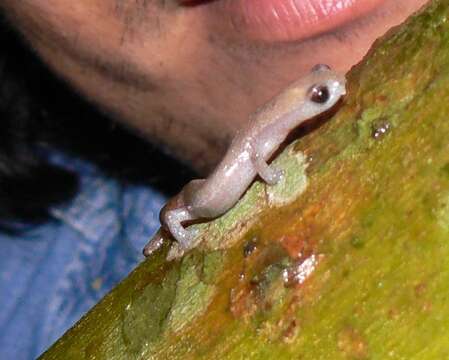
[162,206,198,250]
[161,179,207,250]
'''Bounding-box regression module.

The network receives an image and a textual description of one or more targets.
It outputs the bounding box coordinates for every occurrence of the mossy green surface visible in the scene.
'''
[40,1,449,358]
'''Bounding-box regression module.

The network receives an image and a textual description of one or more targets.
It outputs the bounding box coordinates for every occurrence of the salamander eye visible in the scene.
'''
[308,84,330,104]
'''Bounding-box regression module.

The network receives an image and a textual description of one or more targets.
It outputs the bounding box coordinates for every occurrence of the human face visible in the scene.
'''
[2,0,429,172]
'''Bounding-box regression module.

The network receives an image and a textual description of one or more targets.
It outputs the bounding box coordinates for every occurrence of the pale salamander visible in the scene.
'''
[143,64,346,257]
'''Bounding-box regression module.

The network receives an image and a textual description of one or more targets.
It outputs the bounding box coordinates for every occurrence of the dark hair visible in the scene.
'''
[0,18,194,231]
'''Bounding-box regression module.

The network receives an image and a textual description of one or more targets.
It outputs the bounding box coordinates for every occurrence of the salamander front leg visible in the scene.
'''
[251,151,284,186]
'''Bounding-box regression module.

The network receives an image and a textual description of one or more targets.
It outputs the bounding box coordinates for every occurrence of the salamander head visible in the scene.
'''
[302,64,346,116]
[250,64,346,128]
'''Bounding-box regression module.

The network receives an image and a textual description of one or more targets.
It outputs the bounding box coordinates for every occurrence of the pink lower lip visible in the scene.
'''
[181,0,385,42]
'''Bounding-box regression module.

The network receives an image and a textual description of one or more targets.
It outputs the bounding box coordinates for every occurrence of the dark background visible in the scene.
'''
[0,16,195,230]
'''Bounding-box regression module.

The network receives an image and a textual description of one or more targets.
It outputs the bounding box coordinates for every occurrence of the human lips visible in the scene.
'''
[179,0,386,42]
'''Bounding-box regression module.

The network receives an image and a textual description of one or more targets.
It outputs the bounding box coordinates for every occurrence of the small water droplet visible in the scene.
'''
[243,238,258,257]
[371,120,391,140]
[283,254,319,287]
